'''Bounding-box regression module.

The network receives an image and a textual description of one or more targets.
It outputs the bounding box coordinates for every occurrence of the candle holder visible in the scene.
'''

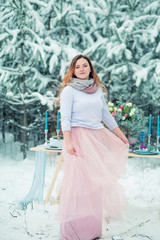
[56,129,60,139]
[44,130,48,145]
[147,134,151,151]
[156,136,160,152]
[140,131,147,150]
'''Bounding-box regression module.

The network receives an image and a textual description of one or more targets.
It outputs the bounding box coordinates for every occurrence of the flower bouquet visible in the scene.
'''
[108,101,148,140]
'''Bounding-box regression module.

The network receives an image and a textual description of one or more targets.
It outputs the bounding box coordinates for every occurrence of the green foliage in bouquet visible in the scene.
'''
[108,100,148,137]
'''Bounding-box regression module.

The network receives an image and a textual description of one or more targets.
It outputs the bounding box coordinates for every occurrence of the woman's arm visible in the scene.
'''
[60,87,73,132]
[63,131,77,156]
[112,126,129,144]
[100,90,129,144]
[100,90,118,131]
[60,87,77,156]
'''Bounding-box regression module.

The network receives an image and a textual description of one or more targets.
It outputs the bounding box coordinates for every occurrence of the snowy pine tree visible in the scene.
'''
[82,0,160,112]
[0,0,56,158]
[0,0,160,158]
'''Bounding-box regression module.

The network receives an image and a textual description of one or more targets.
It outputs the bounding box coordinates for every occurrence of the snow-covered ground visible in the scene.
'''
[0,147,160,240]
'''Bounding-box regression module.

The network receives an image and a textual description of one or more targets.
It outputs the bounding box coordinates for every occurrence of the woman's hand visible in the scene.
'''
[63,131,77,156]
[66,143,77,156]
[120,135,129,144]
[112,127,129,145]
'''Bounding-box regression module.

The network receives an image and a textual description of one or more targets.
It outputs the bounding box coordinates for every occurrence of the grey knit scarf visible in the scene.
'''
[68,78,98,93]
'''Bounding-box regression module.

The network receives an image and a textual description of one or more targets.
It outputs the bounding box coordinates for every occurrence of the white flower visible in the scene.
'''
[129,112,134,116]
[126,102,132,107]
[108,102,114,106]
[118,108,122,112]
[109,107,113,112]
[114,107,118,111]
[122,116,125,120]
[131,108,136,113]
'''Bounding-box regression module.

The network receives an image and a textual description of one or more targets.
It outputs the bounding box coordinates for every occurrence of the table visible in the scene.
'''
[30,146,63,205]
[30,146,160,205]
[128,152,160,159]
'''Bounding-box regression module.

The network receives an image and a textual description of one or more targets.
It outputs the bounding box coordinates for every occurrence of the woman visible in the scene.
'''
[57,54,129,240]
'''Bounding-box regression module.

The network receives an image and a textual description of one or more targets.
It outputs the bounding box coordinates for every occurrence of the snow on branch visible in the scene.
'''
[5,91,55,110]
[29,12,45,35]
[2,27,20,45]
[83,38,106,56]
[4,96,23,106]
[131,64,149,86]
[144,1,160,14]
[83,7,108,16]
[24,40,46,69]
[44,37,61,52]
[0,11,13,23]
[0,4,16,8]
[49,54,58,74]
[9,119,41,131]
[0,66,22,75]
[31,92,55,110]
[134,14,160,25]
[28,0,47,7]
[29,92,47,104]
[0,32,9,41]
[92,0,109,10]
[30,67,58,91]
[23,26,43,45]
[107,42,127,60]
[0,72,10,84]
[66,10,80,16]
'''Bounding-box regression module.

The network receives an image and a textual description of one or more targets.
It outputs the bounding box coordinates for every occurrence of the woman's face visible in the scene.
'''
[74,58,91,80]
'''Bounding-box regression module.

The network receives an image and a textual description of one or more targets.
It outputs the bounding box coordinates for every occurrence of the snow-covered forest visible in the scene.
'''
[0,0,160,158]
[0,1,160,240]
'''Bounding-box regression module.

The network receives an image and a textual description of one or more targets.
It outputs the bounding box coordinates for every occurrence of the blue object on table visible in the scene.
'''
[133,150,159,155]
[157,116,159,136]
[45,111,48,130]
[140,131,145,143]
[148,114,151,135]
[140,131,147,149]
[57,111,60,130]
[45,146,62,150]
[19,151,46,209]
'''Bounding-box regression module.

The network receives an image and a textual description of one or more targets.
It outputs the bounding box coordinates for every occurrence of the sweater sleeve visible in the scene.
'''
[101,91,118,131]
[60,86,73,132]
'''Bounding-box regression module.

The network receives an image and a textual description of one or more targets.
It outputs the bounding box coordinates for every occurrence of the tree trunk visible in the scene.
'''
[20,0,27,159]
[21,103,27,159]
[2,102,5,143]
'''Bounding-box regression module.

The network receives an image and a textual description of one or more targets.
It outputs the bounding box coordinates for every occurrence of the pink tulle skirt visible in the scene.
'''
[58,127,129,240]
